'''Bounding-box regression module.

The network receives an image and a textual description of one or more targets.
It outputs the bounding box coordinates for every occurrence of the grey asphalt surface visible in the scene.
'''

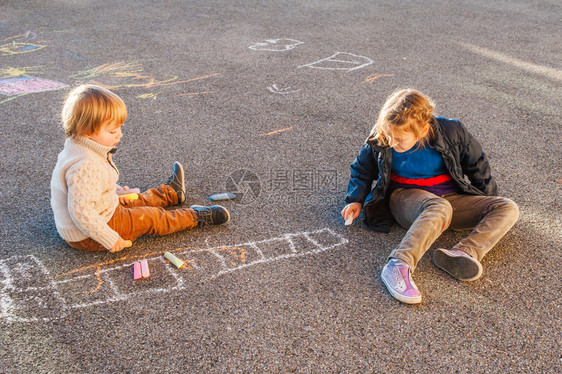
[1,0,561,373]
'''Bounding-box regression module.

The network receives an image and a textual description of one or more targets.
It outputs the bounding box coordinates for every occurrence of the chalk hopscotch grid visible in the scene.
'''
[0,255,68,323]
[0,229,347,322]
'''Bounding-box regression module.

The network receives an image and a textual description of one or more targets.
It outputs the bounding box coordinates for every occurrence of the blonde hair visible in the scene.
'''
[367,88,435,147]
[61,85,127,137]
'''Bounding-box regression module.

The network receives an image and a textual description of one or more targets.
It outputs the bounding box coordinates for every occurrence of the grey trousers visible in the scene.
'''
[388,188,519,271]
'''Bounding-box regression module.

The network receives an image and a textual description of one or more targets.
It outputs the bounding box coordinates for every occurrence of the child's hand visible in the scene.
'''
[109,237,132,253]
[116,186,140,195]
[341,202,362,225]
[119,193,138,205]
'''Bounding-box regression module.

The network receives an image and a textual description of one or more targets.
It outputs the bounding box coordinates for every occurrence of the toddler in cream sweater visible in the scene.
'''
[51,85,230,252]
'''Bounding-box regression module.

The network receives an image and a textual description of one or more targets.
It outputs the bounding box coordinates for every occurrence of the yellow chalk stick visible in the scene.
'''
[164,251,184,269]
[122,193,138,200]
[124,240,133,247]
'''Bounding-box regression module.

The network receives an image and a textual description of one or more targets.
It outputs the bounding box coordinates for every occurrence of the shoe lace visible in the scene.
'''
[165,173,177,186]
[195,207,212,226]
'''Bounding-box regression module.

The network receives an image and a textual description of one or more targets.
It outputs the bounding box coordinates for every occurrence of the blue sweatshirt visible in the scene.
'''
[391,142,458,196]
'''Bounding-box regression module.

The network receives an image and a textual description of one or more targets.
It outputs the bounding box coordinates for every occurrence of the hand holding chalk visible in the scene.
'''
[110,238,132,253]
[341,202,362,226]
[121,193,139,200]
[116,187,140,195]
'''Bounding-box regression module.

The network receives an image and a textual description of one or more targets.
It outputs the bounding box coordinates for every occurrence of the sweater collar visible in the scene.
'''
[71,136,115,157]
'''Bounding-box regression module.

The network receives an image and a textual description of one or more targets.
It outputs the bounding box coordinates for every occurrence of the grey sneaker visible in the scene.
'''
[433,248,483,281]
[165,162,186,205]
[190,205,230,226]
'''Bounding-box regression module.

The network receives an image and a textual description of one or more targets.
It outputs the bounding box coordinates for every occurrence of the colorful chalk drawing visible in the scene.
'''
[0,229,347,322]
[0,77,68,96]
[0,31,45,56]
[0,76,68,104]
[249,38,304,52]
[0,59,220,104]
[298,52,373,72]
[69,61,220,97]
[267,84,301,95]
[0,42,45,55]
[0,66,43,79]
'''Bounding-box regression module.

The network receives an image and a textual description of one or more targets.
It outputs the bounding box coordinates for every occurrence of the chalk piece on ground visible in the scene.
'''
[140,259,150,278]
[164,251,184,269]
[210,192,236,201]
[345,217,353,226]
[133,262,142,280]
[124,240,133,247]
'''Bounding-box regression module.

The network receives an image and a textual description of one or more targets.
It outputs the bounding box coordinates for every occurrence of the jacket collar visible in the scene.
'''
[430,116,447,152]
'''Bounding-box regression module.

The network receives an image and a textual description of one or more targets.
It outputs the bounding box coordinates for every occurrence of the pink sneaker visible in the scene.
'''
[381,259,422,304]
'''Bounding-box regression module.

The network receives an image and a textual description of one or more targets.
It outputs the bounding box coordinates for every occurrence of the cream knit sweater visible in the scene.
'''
[51,136,120,250]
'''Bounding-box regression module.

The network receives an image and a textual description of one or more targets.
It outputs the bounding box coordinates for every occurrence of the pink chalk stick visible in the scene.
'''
[133,262,142,280]
[140,259,150,278]
[117,188,141,195]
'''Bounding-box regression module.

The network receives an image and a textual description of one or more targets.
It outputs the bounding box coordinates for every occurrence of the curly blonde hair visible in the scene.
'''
[367,88,435,147]
[62,85,127,138]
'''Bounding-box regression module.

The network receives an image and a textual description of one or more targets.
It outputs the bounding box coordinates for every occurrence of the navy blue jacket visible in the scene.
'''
[345,116,498,233]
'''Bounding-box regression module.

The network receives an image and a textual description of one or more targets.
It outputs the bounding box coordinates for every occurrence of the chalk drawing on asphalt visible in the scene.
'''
[0,31,45,56]
[0,42,45,55]
[298,52,373,72]
[258,127,293,136]
[0,76,69,104]
[0,76,68,96]
[249,38,303,52]
[267,84,301,95]
[69,61,220,98]
[0,229,348,322]
[0,66,43,79]
[364,73,395,83]
[0,256,68,323]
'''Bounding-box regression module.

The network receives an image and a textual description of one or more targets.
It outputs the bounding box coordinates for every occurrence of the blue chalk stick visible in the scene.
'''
[210,192,236,201]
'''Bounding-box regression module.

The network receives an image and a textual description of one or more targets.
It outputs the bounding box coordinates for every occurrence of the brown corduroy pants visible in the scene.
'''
[68,185,198,251]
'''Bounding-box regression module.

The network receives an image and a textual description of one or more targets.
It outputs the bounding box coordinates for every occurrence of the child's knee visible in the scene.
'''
[502,198,519,225]
[427,197,453,229]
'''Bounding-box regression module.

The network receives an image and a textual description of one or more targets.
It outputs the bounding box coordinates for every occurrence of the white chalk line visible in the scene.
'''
[298,52,374,72]
[458,42,562,82]
[0,255,68,323]
[267,84,301,95]
[249,38,304,52]
[0,229,348,321]
[211,232,345,278]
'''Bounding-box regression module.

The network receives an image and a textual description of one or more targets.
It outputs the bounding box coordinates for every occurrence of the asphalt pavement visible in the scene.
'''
[0,0,560,372]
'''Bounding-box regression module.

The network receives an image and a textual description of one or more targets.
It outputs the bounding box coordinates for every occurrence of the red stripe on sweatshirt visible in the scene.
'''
[391,173,453,187]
